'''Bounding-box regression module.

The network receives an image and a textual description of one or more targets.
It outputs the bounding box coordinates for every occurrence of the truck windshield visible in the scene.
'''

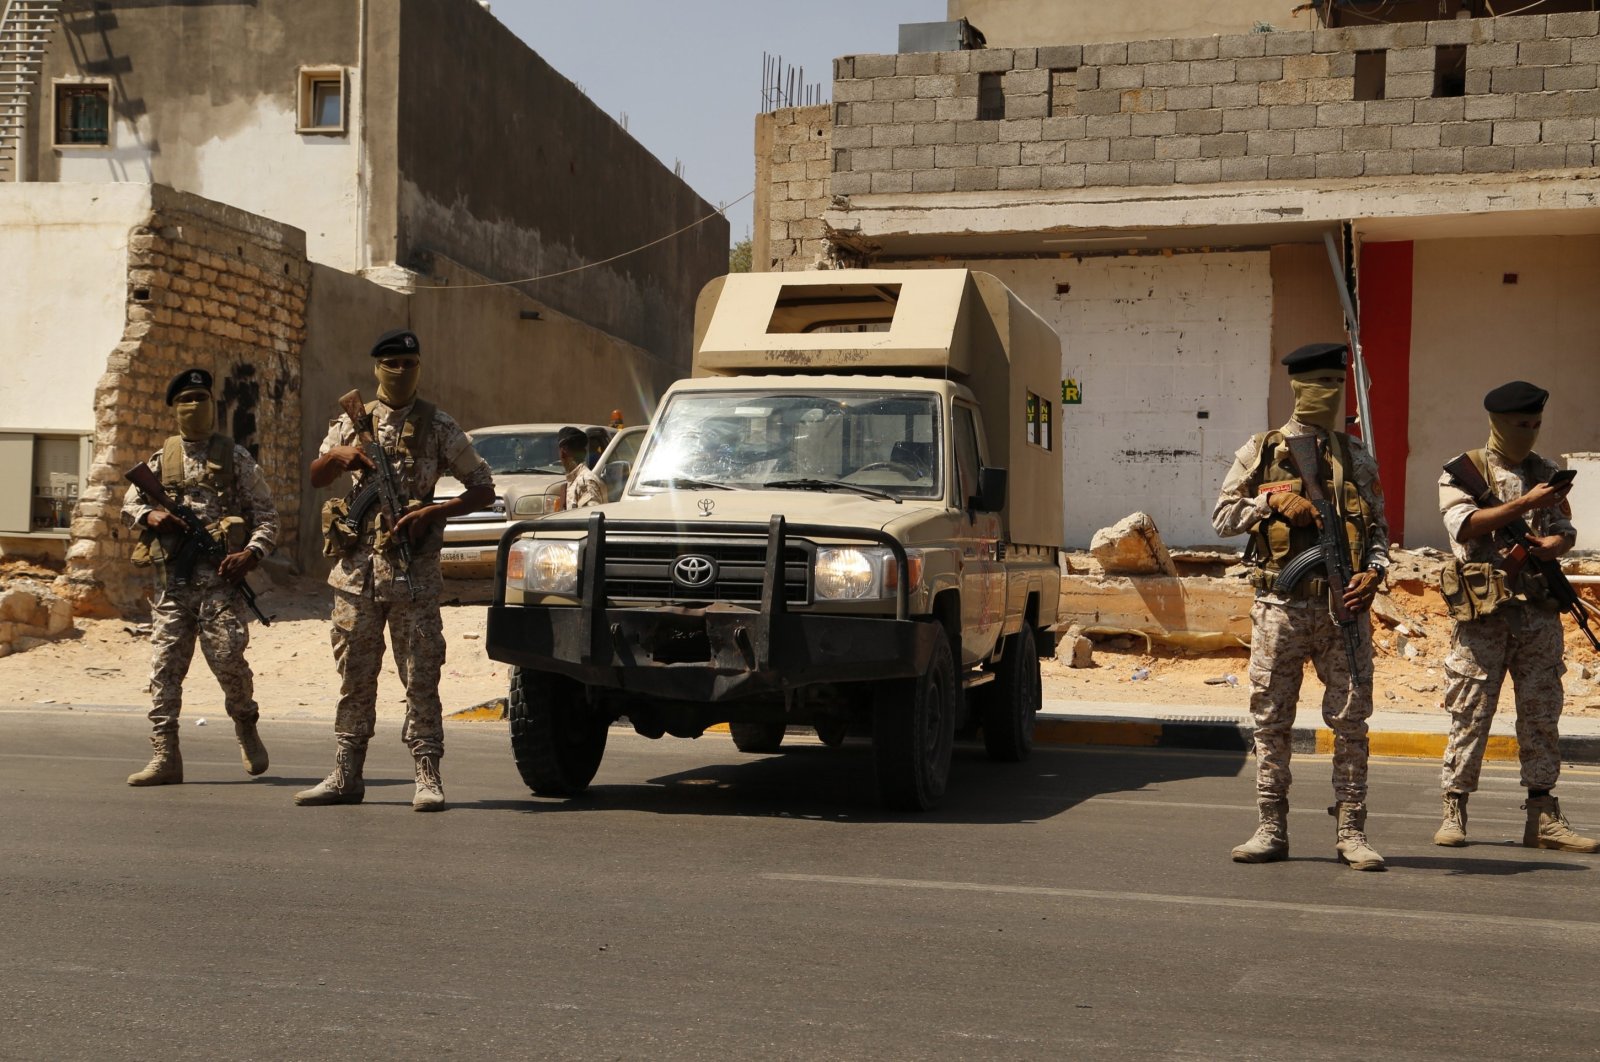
[635,391,943,500]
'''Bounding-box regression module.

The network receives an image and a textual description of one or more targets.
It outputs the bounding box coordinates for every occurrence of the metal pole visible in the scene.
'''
[1323,228,1376,461]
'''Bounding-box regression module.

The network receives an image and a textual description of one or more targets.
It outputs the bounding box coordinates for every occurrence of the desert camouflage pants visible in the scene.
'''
[1247,599,1374,802]
[1440,605,1565,794]
[148,583,258,734]
[330,588,446,757]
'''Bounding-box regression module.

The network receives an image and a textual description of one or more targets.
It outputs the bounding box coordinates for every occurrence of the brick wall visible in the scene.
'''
[61,189,310,615]
[828,12,1600,194]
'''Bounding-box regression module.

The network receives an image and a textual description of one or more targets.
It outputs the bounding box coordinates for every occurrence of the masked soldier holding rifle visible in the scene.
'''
[1212,343,1389,871]
[296,329,495,812]
[1433,381,1598,852]
[122,367,278,786]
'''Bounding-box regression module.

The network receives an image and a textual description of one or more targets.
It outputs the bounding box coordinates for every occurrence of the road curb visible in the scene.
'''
[445,702,1600,766]
[1033,714,1600,766]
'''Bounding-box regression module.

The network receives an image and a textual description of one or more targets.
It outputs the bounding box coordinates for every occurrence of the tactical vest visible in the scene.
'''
[367,398,437,471]
[320,399,436,557]
[131,434,241,569]
[1437,448,1560,620]
[161,433,237,499]
[1245,430,1370,597]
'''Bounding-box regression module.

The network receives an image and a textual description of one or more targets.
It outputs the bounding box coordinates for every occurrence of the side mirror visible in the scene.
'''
[972,466,1007,513]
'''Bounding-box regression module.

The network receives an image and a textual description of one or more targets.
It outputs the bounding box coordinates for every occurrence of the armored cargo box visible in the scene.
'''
[692,269,1063,548]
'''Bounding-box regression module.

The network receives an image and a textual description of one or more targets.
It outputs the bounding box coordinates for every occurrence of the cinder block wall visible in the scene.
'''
[828,12,1600,194]
[755,105,835,272]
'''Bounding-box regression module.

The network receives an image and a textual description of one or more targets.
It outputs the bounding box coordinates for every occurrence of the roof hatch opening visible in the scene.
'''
[766,283,902,334]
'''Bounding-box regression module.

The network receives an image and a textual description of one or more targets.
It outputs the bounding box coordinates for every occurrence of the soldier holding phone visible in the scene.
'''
[1434,380,1594,852]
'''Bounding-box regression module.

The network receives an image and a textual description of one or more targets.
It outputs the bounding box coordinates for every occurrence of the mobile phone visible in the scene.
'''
[1548,469,1577,488]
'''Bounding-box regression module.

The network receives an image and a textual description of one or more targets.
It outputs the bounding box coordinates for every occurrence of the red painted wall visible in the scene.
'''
[1355,241,1415,545]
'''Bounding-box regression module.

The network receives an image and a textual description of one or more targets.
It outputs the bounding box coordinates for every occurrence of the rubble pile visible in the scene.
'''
[0,560,75,658]
[1054,514,1600,707]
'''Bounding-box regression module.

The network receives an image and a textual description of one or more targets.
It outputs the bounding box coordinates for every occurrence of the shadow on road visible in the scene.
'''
[1384,854,1591,876]
[460,739,1249,824]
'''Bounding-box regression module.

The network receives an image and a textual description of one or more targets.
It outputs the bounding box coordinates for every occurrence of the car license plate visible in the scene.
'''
[441,548,484,563]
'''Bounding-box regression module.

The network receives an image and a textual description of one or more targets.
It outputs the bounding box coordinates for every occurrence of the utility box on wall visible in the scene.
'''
[897,19,985,53]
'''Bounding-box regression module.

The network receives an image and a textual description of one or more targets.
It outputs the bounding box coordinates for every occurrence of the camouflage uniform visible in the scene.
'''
[1213,417,1390,803]
[1438,451,1575,794]
[122,440,278,734]
[564,461,606,510]
[318,400,493,757]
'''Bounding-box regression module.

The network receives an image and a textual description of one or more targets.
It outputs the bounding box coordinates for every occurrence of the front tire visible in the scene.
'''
[873,633,958,811]
[729,721,786,753]
[508,666,608,796]
[981,629,1042,763]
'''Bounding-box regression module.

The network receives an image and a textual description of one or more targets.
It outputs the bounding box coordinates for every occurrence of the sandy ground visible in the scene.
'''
[0,574,509,720]
[3,572,1598,722]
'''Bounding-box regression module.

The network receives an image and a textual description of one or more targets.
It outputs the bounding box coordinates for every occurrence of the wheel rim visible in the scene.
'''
[924,672,945,762]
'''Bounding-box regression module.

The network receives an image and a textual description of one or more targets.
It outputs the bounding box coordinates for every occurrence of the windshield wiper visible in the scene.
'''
[501,465,564,475]
[638,477,734,491]
[764,478,899,503]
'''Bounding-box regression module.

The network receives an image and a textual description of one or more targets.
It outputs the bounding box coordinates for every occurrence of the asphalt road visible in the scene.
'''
[5,709,1600,1061]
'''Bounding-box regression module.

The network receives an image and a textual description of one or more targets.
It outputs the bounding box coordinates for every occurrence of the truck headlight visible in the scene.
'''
[814,547,922,600]
[512,492,553,517]
[815,547,885,600]
[508,540,581,594]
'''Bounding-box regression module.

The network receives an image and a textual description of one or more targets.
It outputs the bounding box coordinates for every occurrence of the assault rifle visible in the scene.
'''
[1275,433,1363,676]
[331,388,416,599]
[124,463,271,626]
[1443,454,1600,652]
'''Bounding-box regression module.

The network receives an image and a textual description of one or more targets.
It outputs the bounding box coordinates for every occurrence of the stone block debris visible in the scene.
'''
[1089,511,1179,577]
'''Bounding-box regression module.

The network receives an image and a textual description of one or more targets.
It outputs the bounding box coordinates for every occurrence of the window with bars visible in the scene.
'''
[54,83,109,146]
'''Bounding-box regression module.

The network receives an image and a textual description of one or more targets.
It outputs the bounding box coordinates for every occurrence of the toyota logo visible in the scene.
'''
[671,554,718,589]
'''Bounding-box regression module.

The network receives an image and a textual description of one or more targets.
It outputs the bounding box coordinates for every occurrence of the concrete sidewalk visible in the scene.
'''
[1037,697,1600,765]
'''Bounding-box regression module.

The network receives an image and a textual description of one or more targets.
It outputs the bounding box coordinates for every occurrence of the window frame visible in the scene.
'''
[952,403,982,510]
[51,79,112,150]
[297,66,348,135]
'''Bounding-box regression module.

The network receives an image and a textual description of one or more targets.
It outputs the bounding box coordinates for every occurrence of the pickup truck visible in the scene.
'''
[485,269,1063,810]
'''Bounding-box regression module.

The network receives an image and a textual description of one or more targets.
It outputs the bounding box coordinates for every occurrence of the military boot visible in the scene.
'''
[412,752,445,812]
[293,742,366,806]
[1231,797,1289,863]
[1331,802,1386,871]
[1522,795,1600,853]
[234,718,269,776]
[1433,791,1468,847]
[127,732,183,787]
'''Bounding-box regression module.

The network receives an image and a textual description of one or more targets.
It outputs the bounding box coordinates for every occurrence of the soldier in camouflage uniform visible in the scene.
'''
[1433,380,1596,853]
[122,367,278,786]
[295,329,495,812]
[559,425,606,510]
[1212,343,1389,871]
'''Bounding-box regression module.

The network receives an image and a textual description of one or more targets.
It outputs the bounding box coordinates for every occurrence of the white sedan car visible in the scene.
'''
[436,423,646,577]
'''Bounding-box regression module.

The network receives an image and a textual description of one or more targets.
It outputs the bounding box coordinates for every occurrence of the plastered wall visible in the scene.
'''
[1405,233,1600,550]
[894,253,1273,548]
[0,185,147,433]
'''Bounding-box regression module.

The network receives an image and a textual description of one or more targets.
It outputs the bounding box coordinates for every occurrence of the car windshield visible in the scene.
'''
[471,431,564,475]
[634,391,942,499]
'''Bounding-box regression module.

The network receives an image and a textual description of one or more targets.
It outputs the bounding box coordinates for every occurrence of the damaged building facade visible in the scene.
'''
[0,0,727,613]
[755,0,1600,551]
